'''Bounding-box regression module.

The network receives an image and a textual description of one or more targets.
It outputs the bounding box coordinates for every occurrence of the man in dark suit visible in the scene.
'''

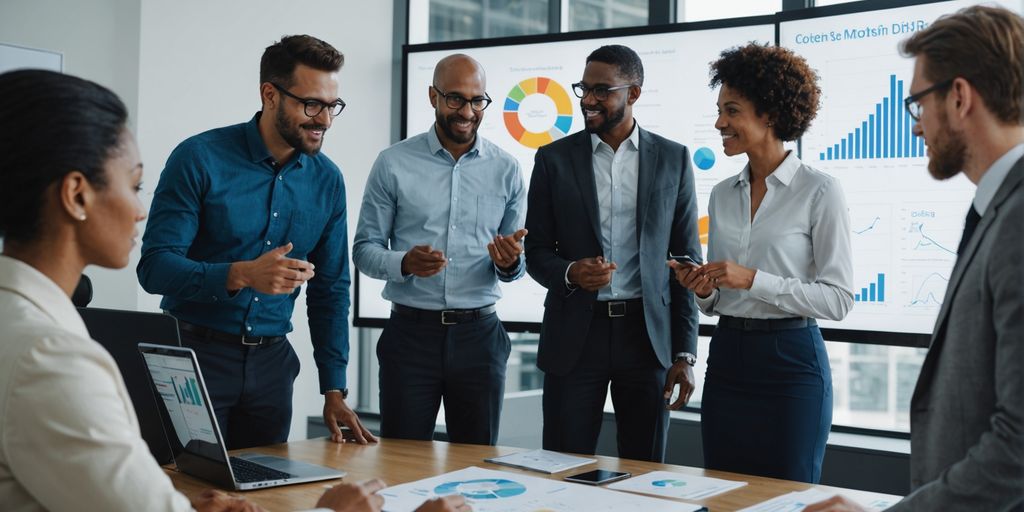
[807,5,1023,511]
[524,45,701,462]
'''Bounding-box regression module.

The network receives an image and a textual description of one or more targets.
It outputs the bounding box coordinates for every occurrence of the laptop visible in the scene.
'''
[79,307,181,465]
[138,343,345,490]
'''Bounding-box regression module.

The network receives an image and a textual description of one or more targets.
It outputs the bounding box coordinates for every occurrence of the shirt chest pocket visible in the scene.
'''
[474,195,507,237]
[287,211,328,254]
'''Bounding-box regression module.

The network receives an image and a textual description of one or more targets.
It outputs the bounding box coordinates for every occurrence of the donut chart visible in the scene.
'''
[652,479,687,487]
[503,77,573,149]
[433,478,527,500]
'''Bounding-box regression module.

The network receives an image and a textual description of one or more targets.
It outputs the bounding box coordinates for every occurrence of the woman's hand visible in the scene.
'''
[667,260,716,298]
[700,260,756,290]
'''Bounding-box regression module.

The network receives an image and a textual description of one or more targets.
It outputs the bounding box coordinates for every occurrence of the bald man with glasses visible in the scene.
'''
[353,54,527,445]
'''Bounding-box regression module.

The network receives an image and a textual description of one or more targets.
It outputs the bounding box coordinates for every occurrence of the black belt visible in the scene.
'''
[178,320,286,346]
[719,315,817,331]
[391,303,497,325]
[593,298,643,318]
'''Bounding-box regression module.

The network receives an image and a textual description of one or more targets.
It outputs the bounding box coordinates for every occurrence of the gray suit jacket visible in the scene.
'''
[524,128,701,375]
[892,157,1024,510]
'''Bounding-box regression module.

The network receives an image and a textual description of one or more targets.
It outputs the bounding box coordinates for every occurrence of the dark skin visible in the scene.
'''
[572,60,695,410]
[670,84,784,297]
[403,54,527,277]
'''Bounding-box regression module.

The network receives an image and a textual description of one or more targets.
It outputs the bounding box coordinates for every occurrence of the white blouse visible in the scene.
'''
[696,151,854,321]
[0,256,193,512]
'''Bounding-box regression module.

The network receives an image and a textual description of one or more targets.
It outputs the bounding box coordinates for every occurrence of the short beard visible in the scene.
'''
[436,110,478,145]
[275,107,324,156]
[583,102,626,135]
[927,109,967,181]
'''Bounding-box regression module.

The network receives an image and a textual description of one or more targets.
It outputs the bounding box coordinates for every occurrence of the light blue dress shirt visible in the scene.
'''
[353,125,526,310]
[591,127,642,300]
[974,143,1024,215]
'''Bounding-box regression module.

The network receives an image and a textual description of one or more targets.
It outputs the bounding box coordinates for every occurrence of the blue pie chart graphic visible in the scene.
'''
[652,479,687,487]
[434,478,527,500]
[693,147,716,170]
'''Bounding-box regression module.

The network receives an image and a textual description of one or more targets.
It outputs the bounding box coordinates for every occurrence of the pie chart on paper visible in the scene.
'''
[434,478,527,500]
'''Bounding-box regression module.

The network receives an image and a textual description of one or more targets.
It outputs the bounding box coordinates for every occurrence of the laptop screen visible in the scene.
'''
[142,351,219,448]
[139,345,234,486]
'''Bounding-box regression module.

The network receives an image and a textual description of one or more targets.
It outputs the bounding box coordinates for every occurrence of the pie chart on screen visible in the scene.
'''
[503,76,573,149]
[693,146,716,170]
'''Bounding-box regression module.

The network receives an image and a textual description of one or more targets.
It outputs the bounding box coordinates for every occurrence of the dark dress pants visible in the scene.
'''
[542,312,670,462]
[701,324,832,483]
[377,311,510,445]
[180,331,300,450]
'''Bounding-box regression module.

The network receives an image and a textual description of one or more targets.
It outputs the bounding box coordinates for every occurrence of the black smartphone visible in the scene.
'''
[564,469,632,485]
[669,253,702,267]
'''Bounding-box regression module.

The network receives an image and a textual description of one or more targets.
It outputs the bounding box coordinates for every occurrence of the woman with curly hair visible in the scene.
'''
[669,43,854,483]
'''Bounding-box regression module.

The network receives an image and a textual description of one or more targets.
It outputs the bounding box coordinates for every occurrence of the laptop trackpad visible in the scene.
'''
[237,453,345,479]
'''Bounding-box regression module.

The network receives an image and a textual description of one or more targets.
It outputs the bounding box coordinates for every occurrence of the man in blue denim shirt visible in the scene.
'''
[138,35,375,449]
[353,54,526,445]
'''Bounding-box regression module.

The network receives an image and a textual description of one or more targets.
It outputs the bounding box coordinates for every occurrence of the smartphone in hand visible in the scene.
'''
[668,253,702,267]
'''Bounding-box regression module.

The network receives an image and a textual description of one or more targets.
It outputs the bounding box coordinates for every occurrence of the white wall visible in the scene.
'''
[137,0,394,439]
[0,0,142,310]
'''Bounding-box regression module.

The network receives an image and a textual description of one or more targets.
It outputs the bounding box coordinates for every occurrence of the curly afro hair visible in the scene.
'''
[709,43,821,142]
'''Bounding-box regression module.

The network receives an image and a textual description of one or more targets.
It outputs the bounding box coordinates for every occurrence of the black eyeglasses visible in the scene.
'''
[904,79,953,122]
[432,86,492,112]
[271,83,346,118]
[572,82,634,101]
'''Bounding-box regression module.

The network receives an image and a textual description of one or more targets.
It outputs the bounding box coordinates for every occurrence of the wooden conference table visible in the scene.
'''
[166,438,900,511]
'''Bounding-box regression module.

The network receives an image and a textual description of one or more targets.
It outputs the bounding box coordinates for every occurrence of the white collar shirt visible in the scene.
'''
[696,151,855,320]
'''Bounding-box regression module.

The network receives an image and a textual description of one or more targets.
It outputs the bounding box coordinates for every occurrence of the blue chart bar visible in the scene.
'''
[854,273,886,302]
[822,75,921,161]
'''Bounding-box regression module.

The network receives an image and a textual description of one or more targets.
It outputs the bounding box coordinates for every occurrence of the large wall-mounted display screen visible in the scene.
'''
[355,0,1022,339]
[357,20,774,327]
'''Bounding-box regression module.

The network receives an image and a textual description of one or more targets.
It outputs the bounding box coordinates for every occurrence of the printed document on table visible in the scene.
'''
[378,466,707,512]
[608,470,747,500]
[484,449,596,474]
[739,489,896,512]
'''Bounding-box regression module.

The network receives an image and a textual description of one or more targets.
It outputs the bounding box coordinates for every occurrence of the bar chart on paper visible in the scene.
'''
[820,74,924,161]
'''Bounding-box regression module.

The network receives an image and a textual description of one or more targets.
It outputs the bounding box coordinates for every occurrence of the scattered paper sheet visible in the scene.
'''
[739,489,895,512]
[378,466,706,512]
[608,470,747,500]
[484,449,596,474]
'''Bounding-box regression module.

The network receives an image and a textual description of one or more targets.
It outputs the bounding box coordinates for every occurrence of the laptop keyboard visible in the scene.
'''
[230,456,292,483]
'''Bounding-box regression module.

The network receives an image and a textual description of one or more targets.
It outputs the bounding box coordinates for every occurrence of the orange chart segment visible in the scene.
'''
[503,76,574,149]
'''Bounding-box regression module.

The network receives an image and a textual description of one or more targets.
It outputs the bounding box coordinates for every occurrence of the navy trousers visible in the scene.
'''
[701,324,832,483]
[180,331,300,450]
[377,311,510,445]
[542,312,670,462]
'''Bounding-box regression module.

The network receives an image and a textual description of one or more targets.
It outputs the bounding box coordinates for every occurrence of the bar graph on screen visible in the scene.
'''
[854,273,886,303]
[820,74,924,161]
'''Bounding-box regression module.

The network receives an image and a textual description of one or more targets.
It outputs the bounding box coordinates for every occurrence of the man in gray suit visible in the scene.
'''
[524,45,701,462]
[807,5,1023,511]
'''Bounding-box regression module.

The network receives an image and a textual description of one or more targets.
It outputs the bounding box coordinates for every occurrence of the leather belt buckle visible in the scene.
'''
[607,301,627,318]
[241,336,263,346]
[743,318,754,330]
[441,310,457,325]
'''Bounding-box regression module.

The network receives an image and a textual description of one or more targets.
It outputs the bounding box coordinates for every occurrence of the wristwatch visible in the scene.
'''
[325,388,349,399]
[673,352,697,366]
